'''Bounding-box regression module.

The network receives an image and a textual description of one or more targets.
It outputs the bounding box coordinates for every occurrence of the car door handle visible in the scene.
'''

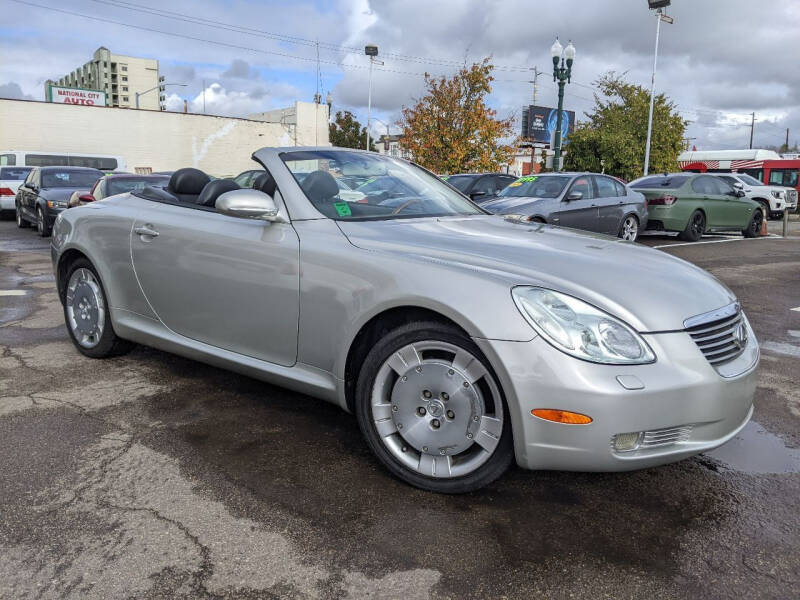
[134,225,159,237]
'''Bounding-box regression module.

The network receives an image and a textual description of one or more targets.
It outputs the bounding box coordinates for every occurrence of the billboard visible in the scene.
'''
[48,86,107,107]
[523,105,575,145]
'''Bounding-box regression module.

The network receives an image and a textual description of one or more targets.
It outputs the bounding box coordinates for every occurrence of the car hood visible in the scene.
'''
[480,195,549,214]
[338,215,735,332]
[40,188,85,202]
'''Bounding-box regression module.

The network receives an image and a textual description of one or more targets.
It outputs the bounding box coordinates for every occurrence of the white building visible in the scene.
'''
[45,47,160,111]
[0,99,330,176]
[375,134,412,160]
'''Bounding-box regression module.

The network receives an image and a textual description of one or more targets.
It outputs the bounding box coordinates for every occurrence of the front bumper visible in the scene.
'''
[475,328,758,472]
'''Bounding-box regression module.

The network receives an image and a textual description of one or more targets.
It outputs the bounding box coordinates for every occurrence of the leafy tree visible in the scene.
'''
[330,110,375,151]
[564,73,687,181]
[399,59,516,173]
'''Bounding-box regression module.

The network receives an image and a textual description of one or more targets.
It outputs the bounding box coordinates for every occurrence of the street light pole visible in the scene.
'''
[643,3,674,176]
[364,44,380,151]
[550,38,575,172]
[135,81,187,109]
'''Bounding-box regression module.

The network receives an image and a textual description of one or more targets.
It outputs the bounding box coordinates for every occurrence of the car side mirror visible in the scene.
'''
[736,189,746,197]
[216,188,285,222]
[733,182,744,190]
[566,191,583,201]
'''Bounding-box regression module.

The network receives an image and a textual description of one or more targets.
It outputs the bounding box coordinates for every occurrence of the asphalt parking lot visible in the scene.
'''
[1,218,799,599]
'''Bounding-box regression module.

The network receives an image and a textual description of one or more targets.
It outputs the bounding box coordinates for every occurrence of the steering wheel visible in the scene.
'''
[391,197,422,215]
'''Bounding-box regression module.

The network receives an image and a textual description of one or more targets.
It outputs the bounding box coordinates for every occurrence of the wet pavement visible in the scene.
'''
[1,218,799,599]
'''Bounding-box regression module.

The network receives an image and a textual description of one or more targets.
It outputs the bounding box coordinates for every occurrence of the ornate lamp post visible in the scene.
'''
[550,38,575,172]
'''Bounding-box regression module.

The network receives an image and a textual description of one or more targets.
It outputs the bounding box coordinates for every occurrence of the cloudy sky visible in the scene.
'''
[2,0,798,150]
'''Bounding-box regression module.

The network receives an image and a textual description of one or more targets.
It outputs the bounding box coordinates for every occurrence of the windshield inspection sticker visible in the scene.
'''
[334,201,352,217]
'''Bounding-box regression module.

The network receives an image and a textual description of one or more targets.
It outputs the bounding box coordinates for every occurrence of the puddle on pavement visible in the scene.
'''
[705,421,800,474]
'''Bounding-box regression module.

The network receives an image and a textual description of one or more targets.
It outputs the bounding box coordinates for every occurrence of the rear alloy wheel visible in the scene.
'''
[16,206,29,228]
[679,210,705,242]
[742,208,763,238]
[355,321,512,493]
[618,215,639,242]
[37,207,50,237]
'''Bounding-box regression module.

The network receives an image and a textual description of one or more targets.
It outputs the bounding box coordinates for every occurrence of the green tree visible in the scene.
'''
[329,110,375,151]
[563,73,687,181]
[399,58,517,173]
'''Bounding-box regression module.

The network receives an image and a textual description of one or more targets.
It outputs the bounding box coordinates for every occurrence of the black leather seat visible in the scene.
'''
[196,179,240,207]
[301,170,339,205]
[252,171,277,197]
[167,168,211,203]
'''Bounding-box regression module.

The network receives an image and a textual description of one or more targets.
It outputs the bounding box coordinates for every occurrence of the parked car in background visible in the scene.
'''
[710,172,796,219]
[15,166,104,236]
[0,150,126,172]
[68,174,170,207]
[441,173,518,203]
[481,173,648,241]
[631,173,762,241]
[51,147,759,493]
[233,169,264,188]
[0,166,33,217]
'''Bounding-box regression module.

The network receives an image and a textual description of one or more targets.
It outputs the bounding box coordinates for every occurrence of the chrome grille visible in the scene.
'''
[640,425,692,448]
[684,303,746,366]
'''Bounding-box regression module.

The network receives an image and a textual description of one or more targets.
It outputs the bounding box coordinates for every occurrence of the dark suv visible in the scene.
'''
[442,173,518,203]
[15,166,103,236]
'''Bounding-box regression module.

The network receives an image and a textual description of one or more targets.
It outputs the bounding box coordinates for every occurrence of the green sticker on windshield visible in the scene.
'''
[334,201,352,217]
[517,176,538,183]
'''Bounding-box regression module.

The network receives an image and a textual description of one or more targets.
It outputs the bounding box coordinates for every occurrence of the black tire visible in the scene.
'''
[354,320,513,493]
[37,206,51,237]
[678,210,705,242]
[62,258,134,358]
[16,205,29,228]
[742,208,763,238]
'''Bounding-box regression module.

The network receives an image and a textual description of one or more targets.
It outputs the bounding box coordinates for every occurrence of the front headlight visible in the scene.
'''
[512,287,655,364]
[771,191,783,199]
[47,200,67,208]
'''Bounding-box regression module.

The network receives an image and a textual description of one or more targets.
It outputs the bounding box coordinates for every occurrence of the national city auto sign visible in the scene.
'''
[48,85,107,107]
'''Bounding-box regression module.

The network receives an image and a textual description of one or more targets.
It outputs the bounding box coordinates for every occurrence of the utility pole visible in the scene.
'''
[748,112,755,149]
[528,66,542,104]
[785,128,790,150]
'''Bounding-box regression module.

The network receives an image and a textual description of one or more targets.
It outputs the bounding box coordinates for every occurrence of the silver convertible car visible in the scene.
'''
[51,147,759,493]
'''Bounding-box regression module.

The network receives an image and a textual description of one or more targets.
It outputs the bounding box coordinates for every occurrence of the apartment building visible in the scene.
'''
[45,47,161,110]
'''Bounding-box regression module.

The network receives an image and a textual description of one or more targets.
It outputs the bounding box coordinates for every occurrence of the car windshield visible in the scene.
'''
[736,173,764,186]
[108,176,169,196]
[41,169,102,188]
[0,167,32,180]
[280,150,484,220]
[631,175,689,189]
[497,175,570,198]
[444,175,476,193]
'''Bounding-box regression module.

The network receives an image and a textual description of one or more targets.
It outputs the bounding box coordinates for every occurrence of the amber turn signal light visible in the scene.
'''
[531,409,592,425]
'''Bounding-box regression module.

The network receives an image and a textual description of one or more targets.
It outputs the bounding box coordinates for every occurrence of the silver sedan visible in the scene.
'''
[51,147,758,493]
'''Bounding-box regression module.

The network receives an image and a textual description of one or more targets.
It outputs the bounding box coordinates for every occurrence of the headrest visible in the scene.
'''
[253,171,277,197]
[168,168,211,196]
[196,179,240,207]
[301,170,339,204]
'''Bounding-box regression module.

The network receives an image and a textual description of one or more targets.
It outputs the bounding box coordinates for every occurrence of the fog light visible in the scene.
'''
[613,432,642,452]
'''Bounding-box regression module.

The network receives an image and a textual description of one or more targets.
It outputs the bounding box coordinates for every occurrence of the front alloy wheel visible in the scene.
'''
[356,321,512,493]
[619,215,639,241]
[16,206,28,228]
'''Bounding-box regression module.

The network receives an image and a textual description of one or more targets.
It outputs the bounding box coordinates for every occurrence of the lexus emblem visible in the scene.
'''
[733,322,748,349]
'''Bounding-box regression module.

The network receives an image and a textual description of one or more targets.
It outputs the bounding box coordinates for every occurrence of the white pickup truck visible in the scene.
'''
[0,166,33,217]
[712,172,797,219]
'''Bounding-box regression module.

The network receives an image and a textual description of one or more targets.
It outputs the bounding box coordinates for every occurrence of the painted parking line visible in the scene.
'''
[0,290,27,296]
[791,307,800,312]
[652,235,779,249]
